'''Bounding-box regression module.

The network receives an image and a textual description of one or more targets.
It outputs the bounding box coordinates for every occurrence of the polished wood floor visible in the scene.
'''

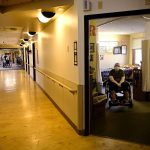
[0,70,150,150]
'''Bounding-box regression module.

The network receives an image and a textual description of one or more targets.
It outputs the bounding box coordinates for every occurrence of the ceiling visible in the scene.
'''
[97,15,150,35]
[1,1,150,49]
[0,0,73,48]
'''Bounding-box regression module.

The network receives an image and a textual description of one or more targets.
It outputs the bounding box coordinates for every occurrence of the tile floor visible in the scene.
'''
[0,70,150,150]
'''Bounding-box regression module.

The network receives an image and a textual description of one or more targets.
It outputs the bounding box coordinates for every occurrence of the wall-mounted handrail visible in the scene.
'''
[34,67,77,94]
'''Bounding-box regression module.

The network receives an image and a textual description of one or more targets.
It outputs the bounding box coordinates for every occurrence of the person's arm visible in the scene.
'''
[109,75,120,86]
[118,70,125,86]
[119,76,125,84]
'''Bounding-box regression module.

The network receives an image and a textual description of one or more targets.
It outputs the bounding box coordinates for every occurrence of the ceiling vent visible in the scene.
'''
[145,0,150,5]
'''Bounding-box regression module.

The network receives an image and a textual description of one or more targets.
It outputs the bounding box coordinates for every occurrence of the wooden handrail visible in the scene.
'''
[35,68,77,94]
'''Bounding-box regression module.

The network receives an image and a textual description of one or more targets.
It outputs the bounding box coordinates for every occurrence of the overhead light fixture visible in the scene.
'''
[23,38,29,42]
[27,31,36,37]
[38,11,55,23]
[21,42,25,45]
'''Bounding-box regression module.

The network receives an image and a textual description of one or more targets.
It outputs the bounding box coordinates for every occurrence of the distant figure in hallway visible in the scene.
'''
[2,55,11,68]
[108,63,129,103]
[6,56,10,67]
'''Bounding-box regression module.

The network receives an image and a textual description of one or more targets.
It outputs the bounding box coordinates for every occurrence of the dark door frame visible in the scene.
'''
[25,47,28,72]
[22,48,25,69]
[32,43,36,81]
[27,46,30,75]
[84,8,150,135]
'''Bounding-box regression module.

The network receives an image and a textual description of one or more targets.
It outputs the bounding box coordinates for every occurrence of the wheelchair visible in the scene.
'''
[105,80,133,109]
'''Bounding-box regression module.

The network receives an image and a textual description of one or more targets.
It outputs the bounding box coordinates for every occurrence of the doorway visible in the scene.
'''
[0,48,24,70]
[84,9,150,145]
[25,43,36,81]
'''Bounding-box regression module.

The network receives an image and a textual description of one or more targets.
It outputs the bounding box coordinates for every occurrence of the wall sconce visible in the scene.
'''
[21,42,25,45]
[27,31,36,37]
[38,11,55,23]
[20,42,25,46]
[23,39,29,42]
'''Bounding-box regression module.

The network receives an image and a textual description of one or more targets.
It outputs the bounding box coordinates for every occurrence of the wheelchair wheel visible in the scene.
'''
[109,101,112,109]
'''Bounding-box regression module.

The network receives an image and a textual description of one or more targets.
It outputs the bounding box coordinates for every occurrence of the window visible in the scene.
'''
[134,49,142,65]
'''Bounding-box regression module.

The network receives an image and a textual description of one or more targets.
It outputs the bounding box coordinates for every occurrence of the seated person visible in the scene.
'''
[109,63,129,103]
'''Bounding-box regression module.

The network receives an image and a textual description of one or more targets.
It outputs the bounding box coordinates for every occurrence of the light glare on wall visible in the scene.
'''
[57,15,72,26]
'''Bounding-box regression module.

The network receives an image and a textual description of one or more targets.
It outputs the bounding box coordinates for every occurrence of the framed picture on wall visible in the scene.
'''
[99,41,118,53]
[121,45,127,54]
[90,43,95,53]
[90,54,94,61]
[100,55,104,60]
[99,46,106,53]
[113,46,121,54]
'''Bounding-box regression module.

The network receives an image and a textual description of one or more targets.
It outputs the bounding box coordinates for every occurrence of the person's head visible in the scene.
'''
[114,63,120,71]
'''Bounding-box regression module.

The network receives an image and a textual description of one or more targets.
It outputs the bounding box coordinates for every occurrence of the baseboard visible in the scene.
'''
[36,82,85,135]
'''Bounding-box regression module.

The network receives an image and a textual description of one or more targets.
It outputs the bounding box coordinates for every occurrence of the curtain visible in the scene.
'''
[96,47,103,93]
[142,40,150,91]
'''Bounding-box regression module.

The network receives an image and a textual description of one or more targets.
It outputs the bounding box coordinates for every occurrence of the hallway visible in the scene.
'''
[0,70,150,150]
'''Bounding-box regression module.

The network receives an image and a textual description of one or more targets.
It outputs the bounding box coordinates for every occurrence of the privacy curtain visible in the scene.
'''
[96,47,103,93]
[142,40,150,91]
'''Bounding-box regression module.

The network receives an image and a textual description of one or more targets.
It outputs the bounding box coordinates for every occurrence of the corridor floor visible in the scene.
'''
[0,70,150,150]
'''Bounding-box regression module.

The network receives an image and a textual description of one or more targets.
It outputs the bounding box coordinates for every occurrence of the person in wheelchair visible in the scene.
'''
[108,63,129,104]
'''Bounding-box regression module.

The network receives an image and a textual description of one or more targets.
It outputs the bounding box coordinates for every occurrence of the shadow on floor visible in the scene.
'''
[92,100,150,145]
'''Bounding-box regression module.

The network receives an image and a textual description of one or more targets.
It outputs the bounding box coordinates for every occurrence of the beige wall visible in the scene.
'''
[97,33,130,69]
[29,43,34,79]
[129,33,144,64]
[145,21,150,39]
[32,6,84,131]
[82,0,149,15]
[37,6,78,84]
[76,0,149,84]
[26,0,149,133]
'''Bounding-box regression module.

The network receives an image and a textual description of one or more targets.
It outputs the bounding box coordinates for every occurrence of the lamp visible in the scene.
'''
[27,31,36,37]
[38,11,55,23]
